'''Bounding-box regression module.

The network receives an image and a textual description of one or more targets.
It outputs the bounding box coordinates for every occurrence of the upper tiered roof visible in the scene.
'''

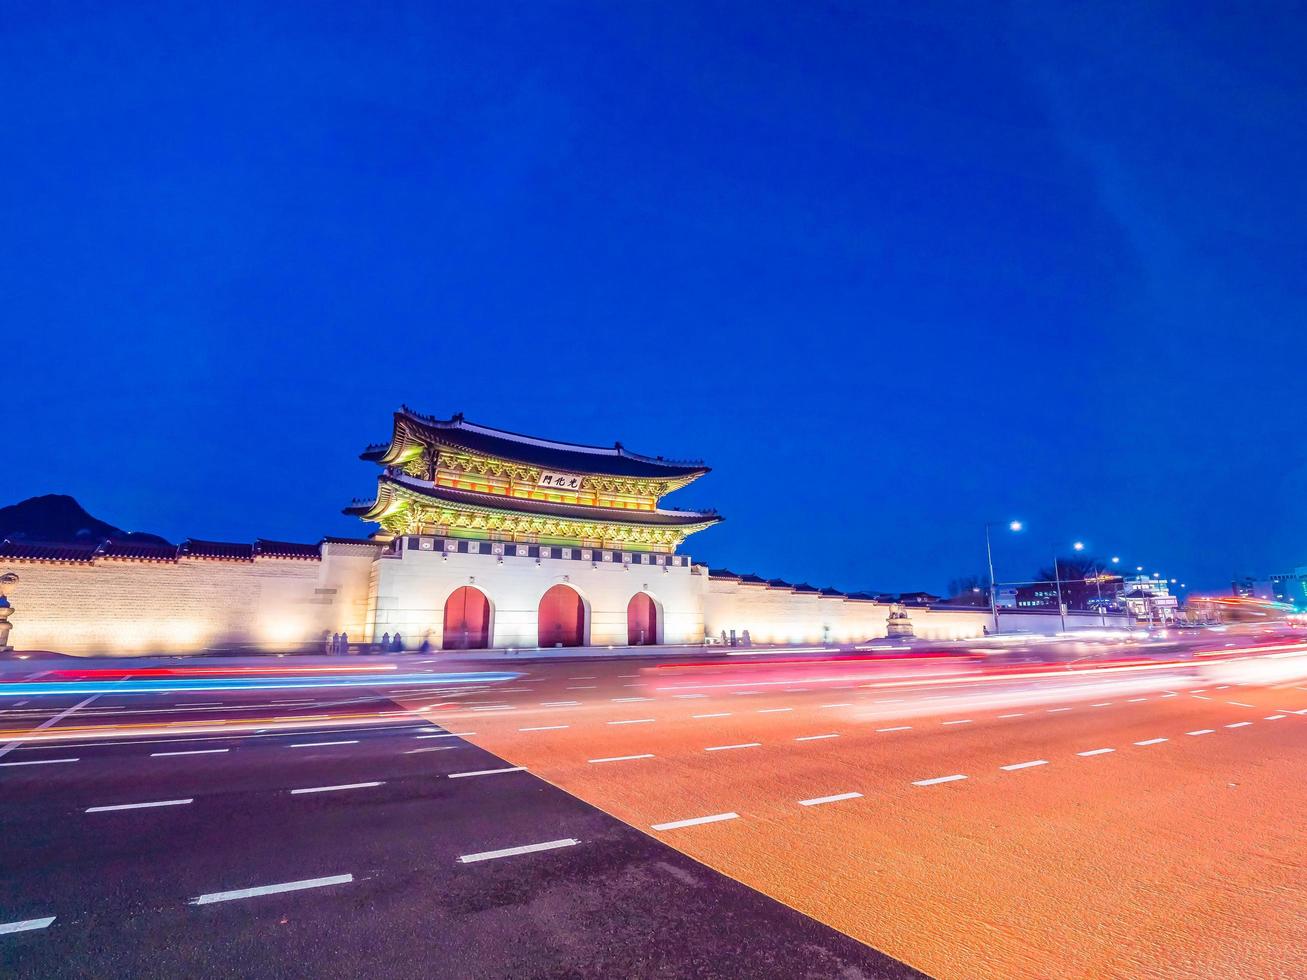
[361,408,710,481]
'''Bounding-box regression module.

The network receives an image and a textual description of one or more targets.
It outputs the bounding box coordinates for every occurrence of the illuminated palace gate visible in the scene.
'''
[349,409,721,647]
[538,584,585,647]
[628,592,657,645]
[442,585,490,650]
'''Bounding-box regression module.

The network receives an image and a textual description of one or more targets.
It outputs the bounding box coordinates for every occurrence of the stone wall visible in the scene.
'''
[0,549,375,656]
[702,577,992,644]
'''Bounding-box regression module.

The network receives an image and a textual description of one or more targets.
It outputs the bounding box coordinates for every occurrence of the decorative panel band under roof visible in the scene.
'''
[348,475,721,529]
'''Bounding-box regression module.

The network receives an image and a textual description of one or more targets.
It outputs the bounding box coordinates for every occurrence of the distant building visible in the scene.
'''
[1233,567,1306,608]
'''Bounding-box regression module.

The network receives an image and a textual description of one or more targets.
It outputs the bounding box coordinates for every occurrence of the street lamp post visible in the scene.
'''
[1052,549,1067,633]
[985,520,1022,634]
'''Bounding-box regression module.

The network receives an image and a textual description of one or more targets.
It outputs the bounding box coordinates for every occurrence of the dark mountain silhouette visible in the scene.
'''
[0,494,171,546]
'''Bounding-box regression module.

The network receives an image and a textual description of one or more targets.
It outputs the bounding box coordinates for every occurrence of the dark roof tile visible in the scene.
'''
[0,540,97,563]
[181,539,254,561]
[254,539,321,560]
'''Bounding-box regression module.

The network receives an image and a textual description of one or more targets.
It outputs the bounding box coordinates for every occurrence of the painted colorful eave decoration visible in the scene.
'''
[348,479,720,551]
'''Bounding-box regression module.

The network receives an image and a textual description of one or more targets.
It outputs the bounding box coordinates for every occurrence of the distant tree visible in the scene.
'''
[947,574,991,606]
[1034,556,1102,583]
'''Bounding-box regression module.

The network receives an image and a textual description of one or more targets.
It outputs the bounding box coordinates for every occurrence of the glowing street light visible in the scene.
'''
[1111,556,1120,564]
[1009,520,1023,532]
[1073,541,1085,552]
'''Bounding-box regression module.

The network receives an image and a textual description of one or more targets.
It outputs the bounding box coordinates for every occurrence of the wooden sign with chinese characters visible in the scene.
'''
[537,471,582,490]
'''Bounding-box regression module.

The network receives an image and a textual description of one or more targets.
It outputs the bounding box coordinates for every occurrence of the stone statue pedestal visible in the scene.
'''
[0,597,13,653]
[0,573,18,653]
[886,606,914,638]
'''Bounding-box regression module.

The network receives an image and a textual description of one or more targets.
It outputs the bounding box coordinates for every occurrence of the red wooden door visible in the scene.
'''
[538,585,584,647]
[627,593,658,645]
[443,586,490,649]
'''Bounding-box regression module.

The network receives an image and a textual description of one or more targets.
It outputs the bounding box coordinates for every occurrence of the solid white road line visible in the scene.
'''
[1225,721,1252,729]
[1187,729,1215,736]
[693,713,730,719]
[519,725,568,732]
[705,742,761,751]
[607,718,655,725]
[0,916,55,935]
[652,812,739,831]
[448,767,525,779]
[1000,760,1048,771]
[151,749,229,757]
[1077,748,1115,757]
[588,754,654,763]
[877,726,912,733]
[190,874,353,905]
[0,693,99,761]
[86,798,193,813]
[0,757,79,767]
[914,775,967,787]
[795,733,840,741]
[799,792,862,806]
[289,740,358,748]
[291,782,384,795]
[458,838,580,864]
[1135,738,1168,746]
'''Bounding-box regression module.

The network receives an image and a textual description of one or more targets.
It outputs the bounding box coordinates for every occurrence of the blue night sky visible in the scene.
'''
[4,2,1305,595]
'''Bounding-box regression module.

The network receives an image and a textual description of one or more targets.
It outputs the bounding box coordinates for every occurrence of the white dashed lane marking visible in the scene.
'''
[151,749,229,757]
[448,767,525,779]
[1135,738,1168,746]
[607,718,655,726]
[1225,722,1252,729]
[290,782,384,795]
[86,799,193,813]
[0,916,55,935]
[693,713,730,719]
[416,732,474,739]
[1077,748,1114,757]
[0,757,79,767]
[519,725,568,732]
[997,713,1025,719]
[588,754,654,764]
[877,726,912,733]
[1000,760,1048,771]
[190,874,353,905]
[795,733,840,741]
[1266,715,1286,720]
[289,740,358,748]
[652,812,739,831]
[758,708,792,714]
[821,703,853,708]
[705,743,761,752]
[942,719,972,726]
[1187,730,1215,736]
[459,838,580,863]
[914,774,967,787]
[799,791,862,806]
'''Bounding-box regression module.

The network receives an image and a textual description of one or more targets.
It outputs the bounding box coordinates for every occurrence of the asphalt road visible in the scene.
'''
[0,681,919,979]
[395,648,1307,979]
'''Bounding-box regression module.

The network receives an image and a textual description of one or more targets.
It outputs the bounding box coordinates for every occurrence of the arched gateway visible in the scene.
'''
[627,592,658,645]
[538,584,585,648]
[443,585,491,650]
